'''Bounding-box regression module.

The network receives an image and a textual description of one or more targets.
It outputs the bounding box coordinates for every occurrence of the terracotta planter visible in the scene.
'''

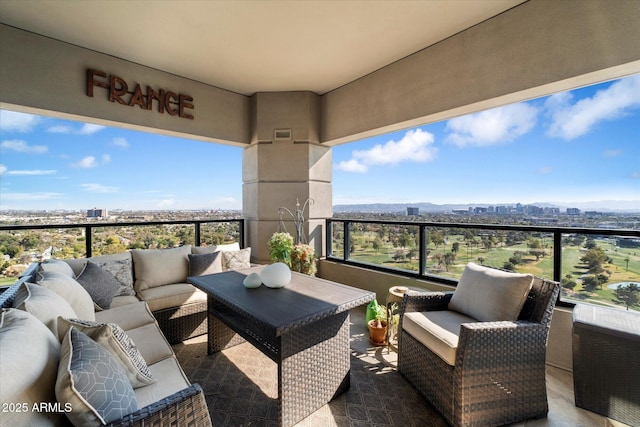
[368,319,388,346]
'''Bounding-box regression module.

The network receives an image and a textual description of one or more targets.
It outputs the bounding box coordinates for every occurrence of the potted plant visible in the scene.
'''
[290,243,317,276]
[267,232,294,267]
[366,300,389,346]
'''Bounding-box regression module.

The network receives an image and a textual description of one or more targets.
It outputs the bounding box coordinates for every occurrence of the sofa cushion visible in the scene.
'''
[132,245,192,292]
[0,308,64,426]
[12,282,77,338]
[66,252,135,297]
[125,323,175,365]
[191,242,240,254]
[138,284,207,312]
[448,263,534,322]
[95,301,157,331]
[56,327,138,426]
[134,357,191,409]
[76,261,121,309]
[403,310,477,366]
[38,258,76,278]
[58,318,155,388]
[222,247,251,271]
[36,271,96,321]
[188,251,222,276]
[110,295,141,308]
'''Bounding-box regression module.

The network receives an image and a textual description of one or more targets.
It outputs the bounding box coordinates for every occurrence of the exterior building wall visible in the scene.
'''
[320,0,640,145]
[0,24,251,146]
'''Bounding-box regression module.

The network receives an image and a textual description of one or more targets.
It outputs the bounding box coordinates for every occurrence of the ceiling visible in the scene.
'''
[0,0,525,96]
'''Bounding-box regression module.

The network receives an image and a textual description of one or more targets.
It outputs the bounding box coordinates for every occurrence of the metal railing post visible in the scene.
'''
[85,225,92,258]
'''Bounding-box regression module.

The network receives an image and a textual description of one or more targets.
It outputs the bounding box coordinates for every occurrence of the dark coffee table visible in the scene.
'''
[188,266,375,426]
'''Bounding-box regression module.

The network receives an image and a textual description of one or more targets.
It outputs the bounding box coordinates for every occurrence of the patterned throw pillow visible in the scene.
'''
[76,261,121,309]
[188,251,222,276]
[58,318,155,388]
[93,257,135,297]
[56,327,138,425]
[221,247,251,271]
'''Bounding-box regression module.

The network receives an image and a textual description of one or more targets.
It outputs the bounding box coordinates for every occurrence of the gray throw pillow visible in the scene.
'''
[188,252,222,276]
[56,327,138,425]
[76,261,120,309]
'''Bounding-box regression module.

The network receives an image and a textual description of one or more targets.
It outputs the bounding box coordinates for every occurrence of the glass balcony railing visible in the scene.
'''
[326,218,640,311]
[0,219,244,286]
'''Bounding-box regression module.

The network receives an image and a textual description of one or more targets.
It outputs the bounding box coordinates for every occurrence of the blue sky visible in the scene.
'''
[1,74,639,211]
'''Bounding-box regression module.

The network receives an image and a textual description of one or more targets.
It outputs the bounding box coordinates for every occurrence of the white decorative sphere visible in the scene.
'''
[261,263,291,288]
[242,272,262,288]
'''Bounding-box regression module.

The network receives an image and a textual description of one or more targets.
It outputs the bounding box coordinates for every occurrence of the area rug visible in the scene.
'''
[173,336,447,427]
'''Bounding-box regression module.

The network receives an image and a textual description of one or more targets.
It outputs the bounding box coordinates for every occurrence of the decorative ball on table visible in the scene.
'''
[261,262,291,288]
[242,272,262,288]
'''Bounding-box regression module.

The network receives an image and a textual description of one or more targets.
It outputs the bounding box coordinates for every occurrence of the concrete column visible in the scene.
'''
[243,92,332,263]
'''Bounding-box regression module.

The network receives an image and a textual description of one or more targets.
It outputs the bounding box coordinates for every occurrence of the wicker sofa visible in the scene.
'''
[0,243,249,426]
[398,263,560,427]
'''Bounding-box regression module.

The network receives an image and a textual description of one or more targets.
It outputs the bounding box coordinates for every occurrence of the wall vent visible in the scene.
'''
[274,129,292,141]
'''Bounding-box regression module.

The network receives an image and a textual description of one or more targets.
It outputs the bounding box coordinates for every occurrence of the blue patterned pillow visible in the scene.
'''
[76,261,120,309]
[56,327,138,425]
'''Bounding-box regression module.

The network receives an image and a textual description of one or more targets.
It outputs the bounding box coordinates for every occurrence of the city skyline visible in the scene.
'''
[1,74,639,212]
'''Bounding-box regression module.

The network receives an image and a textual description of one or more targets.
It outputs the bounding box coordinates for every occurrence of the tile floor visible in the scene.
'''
[173,306,629,427]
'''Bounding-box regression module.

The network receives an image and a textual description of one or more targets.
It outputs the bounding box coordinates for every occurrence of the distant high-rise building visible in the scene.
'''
[407,207,419,216]
[567,208,581,215]
[87,208,108,218]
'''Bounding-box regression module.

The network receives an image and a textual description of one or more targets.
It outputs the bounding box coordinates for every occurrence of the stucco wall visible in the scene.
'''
[320,0,640,145]
[0,24,251,146]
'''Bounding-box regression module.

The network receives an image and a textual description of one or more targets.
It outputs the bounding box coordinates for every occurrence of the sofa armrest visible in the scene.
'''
[107,384,212,427]
[456,320,549,369]
[399,291,453,315]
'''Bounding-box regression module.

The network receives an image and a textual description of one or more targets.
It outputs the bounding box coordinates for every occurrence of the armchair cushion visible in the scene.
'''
[448,263,533,322]
[403,310,476,365]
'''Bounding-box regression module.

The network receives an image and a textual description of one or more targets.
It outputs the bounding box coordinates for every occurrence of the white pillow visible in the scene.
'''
[221,247,251,271]
[191,242,240,254]
[132,245,192,291]
[12,282,77,339]
[0,308,64,426]
[37,271,96,321]
[448,263,534,322]
[38,258,76,278]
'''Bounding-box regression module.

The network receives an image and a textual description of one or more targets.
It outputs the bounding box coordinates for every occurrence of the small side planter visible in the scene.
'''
[368,318,388,346]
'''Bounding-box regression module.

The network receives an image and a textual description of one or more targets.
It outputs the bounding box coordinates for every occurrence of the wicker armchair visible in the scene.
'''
[398,267,560,427]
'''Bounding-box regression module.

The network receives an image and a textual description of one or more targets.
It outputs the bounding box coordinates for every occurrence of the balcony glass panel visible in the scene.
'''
[559,233,640,311]
[347,222,420,273]
[331,221,344,258]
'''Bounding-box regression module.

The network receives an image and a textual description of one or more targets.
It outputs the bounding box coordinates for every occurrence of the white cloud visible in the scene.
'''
[5,169,57,176]
[102,154,111,164]
[336,128,437,173]
[1,192,62,200]
[536,166,553,175]
[78,124,105,135]
[603,149,623,157]
[445,103,538,147]
[0,164,6,175]
[73,156,99,168]
[47,123,105,135]
[545,75,640,140]
[112,137,129,148]
[47,125,73,133]
[80,183,118,193]
[0,110,41,133]
[0,139,48,154]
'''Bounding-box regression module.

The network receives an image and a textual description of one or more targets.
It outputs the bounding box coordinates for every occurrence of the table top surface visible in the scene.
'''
[189,265,375,335]
[573,304,640,337]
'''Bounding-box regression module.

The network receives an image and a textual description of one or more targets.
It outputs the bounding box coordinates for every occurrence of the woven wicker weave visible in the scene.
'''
[108,384,212,427]
[153,300,207,345]
[398,275,560,427]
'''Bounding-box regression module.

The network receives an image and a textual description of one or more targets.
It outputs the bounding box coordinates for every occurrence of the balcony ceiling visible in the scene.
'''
[0,0,524,96]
